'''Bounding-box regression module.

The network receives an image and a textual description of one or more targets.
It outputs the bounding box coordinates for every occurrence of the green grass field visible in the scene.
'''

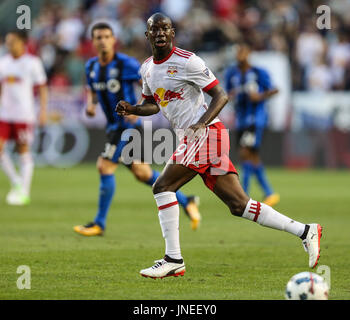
[0,164,349,300]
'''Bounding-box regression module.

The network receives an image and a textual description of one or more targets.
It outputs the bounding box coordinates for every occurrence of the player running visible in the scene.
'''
[0,30,48,205]
[73,22,201,236]
[225,42,280,207]
[116,13,323,279]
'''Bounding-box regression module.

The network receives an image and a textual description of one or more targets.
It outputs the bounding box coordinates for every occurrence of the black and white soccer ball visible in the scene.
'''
[285,272,329,300]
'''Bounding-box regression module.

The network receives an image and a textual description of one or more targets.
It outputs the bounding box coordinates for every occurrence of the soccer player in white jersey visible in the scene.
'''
[0,31,47,205]
[116,13,323,279]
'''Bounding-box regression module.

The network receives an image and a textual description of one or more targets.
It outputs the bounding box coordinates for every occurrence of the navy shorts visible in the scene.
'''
[236,126,264,151]
[101,125,145,166]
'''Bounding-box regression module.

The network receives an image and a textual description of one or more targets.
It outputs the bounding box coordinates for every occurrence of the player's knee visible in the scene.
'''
[133,168,150,183]
[228,197,249,217]
[97,157,116,175]
[152,179,172,195]
[16,144,29,154]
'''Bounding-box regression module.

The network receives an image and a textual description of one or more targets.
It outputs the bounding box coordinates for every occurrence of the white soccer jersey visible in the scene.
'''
[140,47,220,138]
[0,53,47,123]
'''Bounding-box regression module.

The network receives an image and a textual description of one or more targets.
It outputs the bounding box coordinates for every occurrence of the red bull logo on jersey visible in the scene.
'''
[5,75,21,84]
[153,88,184,107]
[167,66,178,77]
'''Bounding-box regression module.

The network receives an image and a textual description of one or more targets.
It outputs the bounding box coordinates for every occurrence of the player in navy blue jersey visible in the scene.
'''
[73,22,201,236]
[225,42,280,207]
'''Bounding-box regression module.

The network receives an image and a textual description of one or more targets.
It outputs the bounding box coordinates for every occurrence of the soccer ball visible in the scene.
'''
[285,272,329,300]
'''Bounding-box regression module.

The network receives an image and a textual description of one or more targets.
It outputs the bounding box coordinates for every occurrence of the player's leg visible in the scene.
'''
[126,122,201,229]
[239,145,254,194]
[211,173,322,268]
[74,156,117,236]
[0,139,22,190]
[237,129,255,194]
[6,123,35,205]
[16,143,33,203]
[129,161,201,230]
[140,163,197,278]
[94,157,118,230]
[74,129,122,236]
[249,126,279,206]
[0,122,22,194]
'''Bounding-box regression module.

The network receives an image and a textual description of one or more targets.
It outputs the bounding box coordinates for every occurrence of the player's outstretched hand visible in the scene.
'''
[116,100,133,116]
[185,122,206,143]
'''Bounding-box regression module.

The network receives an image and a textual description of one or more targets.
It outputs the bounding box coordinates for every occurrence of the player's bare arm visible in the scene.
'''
[123,79,144,124]
[186,85,228,138]
[249,88,279,103]
[38,84,48,127]
[116,97,160,117]
[86,89,98,117]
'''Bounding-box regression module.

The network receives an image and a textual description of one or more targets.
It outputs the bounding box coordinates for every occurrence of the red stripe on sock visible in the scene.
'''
[248,201,262,222]
[158,201,178,211]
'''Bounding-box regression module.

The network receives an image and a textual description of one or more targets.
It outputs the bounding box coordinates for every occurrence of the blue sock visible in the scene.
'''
[175,190,189,209]
[145,169,159,186]
[94,174,116,230]
[254,164,273,197]
[242,161,254,194]
[145,169,189,209]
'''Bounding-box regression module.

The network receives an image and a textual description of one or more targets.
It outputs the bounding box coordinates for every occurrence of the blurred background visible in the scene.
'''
[0,0,350,168]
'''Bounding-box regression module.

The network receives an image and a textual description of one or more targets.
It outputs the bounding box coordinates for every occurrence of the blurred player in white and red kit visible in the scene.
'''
[117,13,323,278]
[0,30,48,205]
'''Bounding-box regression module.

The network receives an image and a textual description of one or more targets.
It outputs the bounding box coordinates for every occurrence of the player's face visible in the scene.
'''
[5,33,25,56]
[146,18,175,52]
[92,29,115,54]
[236,45,251,64]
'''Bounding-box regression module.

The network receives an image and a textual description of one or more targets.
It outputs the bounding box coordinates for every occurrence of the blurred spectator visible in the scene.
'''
[160,0,192,23]
[56,10,85,52]
[307,56,333,91]
[295,23,326,89]
[0,0,349,91]
[88,0,120,21]
[328,32,350,90]
[64,52,86,86]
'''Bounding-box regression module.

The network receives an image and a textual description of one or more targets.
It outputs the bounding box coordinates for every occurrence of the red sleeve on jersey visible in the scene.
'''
[142,93,153,99]
[202,79,219,92]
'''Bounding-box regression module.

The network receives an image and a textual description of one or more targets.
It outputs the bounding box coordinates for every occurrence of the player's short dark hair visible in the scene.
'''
[7,30,28,42]
[91,22,114,38]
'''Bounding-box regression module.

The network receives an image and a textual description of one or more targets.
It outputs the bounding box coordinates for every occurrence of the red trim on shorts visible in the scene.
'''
[158,201,178,211]
[0,121,34,144]
[171,121,237,192]
[202,79,219,92]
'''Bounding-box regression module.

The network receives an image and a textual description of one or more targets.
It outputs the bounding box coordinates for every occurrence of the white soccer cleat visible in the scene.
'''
[140,258,186,279]
[302,224,323,268]
[6,185,30,206]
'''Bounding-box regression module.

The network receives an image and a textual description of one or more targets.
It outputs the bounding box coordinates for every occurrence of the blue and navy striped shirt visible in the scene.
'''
[225,65,274,130]
[85,52,141,130]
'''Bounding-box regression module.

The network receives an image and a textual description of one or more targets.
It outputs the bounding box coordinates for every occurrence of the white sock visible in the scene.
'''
[0,152,21,186]
[154,191,182,260]
[242,198,306,237]
[19,152,34,197]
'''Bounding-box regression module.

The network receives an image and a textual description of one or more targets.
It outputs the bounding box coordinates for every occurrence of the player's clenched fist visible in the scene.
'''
[116,100,133,116]
[185,122,206,143]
